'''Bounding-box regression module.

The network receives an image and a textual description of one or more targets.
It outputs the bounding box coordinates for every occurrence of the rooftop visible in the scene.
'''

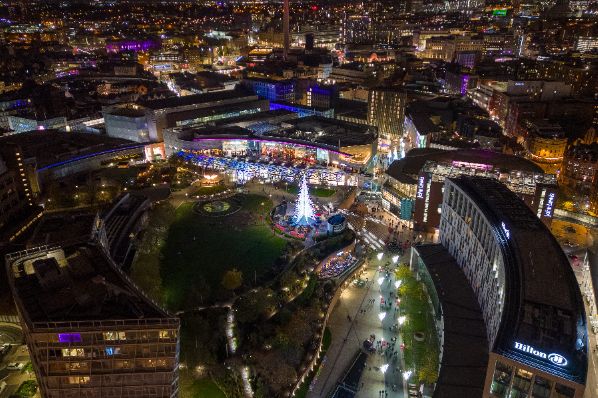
[386,148,545,183]
[140,86,253,110]
[449,176,587,385]
[0,130,141,170]
[6,243,170,326]
[414,244,488,398]
[28,212,96,249]
[270,115,377,147]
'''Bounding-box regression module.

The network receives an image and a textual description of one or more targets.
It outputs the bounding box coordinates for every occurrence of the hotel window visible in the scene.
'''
[490,360,512,397]
[512,368,533,396]
[554,384,575,398]
[531,375,552,398]
[159,330,173,339]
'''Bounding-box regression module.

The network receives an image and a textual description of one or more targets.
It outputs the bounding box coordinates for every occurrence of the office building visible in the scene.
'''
[6,243,180,398]
[241,78,295,102]
[367,88,406,142]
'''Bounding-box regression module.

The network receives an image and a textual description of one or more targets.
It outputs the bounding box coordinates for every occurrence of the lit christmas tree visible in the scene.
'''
[294,174,316,225]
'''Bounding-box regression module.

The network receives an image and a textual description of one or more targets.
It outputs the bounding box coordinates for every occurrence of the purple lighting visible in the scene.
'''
[58,333,82,343]
[106,39,161,53]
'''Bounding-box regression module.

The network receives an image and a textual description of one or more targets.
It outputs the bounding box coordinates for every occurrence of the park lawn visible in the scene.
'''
[180,370,226,398]
[188,184,227,197]
[287,184,336,198]
[160,195,286,310]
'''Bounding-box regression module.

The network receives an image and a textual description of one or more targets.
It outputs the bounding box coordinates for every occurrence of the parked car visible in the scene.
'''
[6,362,24,370]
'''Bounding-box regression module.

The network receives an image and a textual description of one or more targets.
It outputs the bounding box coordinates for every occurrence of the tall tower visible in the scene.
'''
[283,0,290,60]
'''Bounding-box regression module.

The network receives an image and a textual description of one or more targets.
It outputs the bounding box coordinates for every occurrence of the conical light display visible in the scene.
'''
[293,174,316,225]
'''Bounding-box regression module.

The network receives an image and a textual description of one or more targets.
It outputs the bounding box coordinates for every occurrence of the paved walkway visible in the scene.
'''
[308,253,408,398]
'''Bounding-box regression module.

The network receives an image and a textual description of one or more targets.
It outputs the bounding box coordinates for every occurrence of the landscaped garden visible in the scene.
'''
[129,176,356,398]
[395,264,440,386]
[131,194,288,310]
[13,380,37,397]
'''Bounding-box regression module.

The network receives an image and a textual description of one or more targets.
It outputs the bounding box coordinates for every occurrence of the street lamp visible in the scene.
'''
[377,252,383,260]
[392,255,399,264]
[403,370,412,380]
[380,364,389,373]
[394,280,401,289]
[377,277,384,286]
[398,316,406,325]
[378,312,386,321]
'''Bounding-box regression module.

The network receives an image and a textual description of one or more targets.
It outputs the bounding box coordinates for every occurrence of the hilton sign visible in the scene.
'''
[514,342,568,367]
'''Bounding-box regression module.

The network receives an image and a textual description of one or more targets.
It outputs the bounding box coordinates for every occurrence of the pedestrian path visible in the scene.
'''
[307,252,409,398]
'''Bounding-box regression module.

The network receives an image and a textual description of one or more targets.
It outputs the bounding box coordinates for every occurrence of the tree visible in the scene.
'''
[395,264,412,281]
[222,268,243,291]
[418,352,439,385]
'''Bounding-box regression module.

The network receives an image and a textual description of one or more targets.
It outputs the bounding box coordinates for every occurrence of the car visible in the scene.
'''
[6,362,24,370]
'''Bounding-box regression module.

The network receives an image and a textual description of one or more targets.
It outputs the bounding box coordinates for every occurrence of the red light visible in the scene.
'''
[311,5,318,11]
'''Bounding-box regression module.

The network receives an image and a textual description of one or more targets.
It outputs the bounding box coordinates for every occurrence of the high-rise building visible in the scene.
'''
[5,243,180,398]
[411,176,587,397]
[367,88,406,142]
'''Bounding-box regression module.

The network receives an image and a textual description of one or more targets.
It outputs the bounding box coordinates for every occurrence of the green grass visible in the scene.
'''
[397,268,440,384]
[14,380,37,397]
[160,194,286,309]
[180,370,226,398]
[286,184,336,197]
[188,184,227,197]
[295,328,332,398]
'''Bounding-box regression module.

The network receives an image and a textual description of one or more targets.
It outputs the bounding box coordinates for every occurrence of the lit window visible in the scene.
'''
[159,330,172,339]
[103,331,126,341]
[68,376,90,384]
[61,348,85,357]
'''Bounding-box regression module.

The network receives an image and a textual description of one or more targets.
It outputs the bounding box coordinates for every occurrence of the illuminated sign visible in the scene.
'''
[543,192,555,218]
[501,222,510,239]
[492,9,507,16]
[417,176,426,199]
[514,342,568,367]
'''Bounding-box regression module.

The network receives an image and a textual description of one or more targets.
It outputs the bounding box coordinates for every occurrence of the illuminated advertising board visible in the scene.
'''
[543,192,555,218]
[417,175,426,199]
[492,9,508,16]
[514,342,568,367]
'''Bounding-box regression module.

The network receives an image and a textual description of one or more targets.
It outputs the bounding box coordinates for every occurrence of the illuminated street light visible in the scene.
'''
[403,370,412,380]
[377,252,383,260]
[392,255,399,263]
[398,316,406,325]
[380,364,389,373]
[394,280,402,289]
[378,312,386,321]
[377,277,384,285]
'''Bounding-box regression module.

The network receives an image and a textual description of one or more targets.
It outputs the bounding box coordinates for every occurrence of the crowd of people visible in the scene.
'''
[319,251,358,279]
